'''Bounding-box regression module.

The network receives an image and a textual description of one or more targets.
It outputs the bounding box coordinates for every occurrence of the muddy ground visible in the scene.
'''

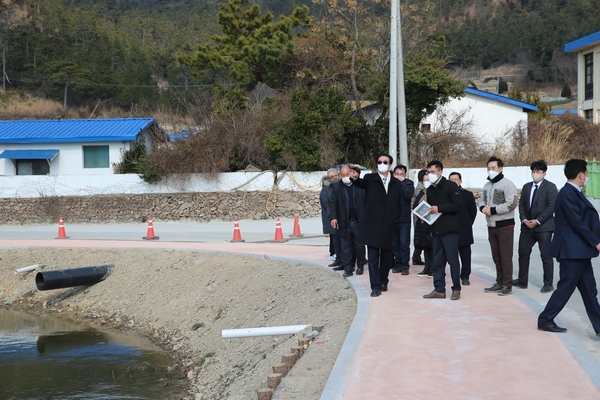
[0,248,356,399]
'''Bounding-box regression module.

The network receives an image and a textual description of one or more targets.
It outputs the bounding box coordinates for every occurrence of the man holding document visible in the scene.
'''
[418,160,463,300]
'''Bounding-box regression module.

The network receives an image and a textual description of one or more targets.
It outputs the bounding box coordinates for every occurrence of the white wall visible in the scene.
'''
[0,167,569,199]
[0,142,131,175]
[421,92,528,145]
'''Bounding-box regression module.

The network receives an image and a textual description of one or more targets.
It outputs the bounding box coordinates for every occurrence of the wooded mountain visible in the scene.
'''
[1,0,599,112]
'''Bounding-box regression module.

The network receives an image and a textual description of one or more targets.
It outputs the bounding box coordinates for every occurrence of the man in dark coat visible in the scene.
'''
[449,172,477,286]
[392,164,415,275]
[320,168,341,266]
[422,160,463,300]
[350,154,413,297]
[330,165,367,277]
[538,159,600,334]
[513,159,557,293]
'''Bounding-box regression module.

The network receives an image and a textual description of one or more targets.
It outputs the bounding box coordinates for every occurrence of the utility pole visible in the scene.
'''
[389,0,409,167]
[389,0,398,163]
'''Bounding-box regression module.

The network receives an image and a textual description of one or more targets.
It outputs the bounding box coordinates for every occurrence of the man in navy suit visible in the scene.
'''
[538,159,600,334]
[514,160,558,293]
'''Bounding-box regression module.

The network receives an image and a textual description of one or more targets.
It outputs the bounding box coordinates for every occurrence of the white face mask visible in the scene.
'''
[342,176,352,185]
[423,181,432,189]
[488,170,499,180]
[377,163,389,173]
[428,173,438,184]
[531,172,544,183]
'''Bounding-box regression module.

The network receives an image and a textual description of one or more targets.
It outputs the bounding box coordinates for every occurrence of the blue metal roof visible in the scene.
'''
[0,149,60,160]
[550,109,578,115]
[565,31,600,53]
[0,118,157,144]
[465,87,538,112]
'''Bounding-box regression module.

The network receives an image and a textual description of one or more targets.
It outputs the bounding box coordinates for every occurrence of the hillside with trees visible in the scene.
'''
[1,0,600,173]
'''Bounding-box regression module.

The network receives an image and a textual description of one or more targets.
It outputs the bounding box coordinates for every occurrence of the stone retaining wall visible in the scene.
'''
[0,191,322,224]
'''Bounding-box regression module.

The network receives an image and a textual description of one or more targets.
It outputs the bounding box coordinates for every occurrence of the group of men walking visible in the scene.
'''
[321,155,600,336]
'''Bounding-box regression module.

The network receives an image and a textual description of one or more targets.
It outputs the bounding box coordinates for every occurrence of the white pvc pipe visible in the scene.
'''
[222,324,309,339]
[14,264,39,274]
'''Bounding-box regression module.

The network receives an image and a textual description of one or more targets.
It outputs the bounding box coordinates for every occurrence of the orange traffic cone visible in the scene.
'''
[289,216,304,237]
[55,216,69,239]
[142,217,160,240]
[270,218,288,243]
[230,218,245,242]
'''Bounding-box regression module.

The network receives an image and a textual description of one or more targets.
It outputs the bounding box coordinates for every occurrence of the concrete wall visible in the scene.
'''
[421,92,528,145]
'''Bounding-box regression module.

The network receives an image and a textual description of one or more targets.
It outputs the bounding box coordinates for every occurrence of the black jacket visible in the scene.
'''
[425,176,462,236]
[329,181,365,234]
[352,173,403,249]
[396,178,415,224]
[518,179,557,233]
[457,187,477,246]
[413,190,432,249]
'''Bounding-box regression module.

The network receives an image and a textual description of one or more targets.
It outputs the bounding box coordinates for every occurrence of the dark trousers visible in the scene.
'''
[392,222,411,268]
[459,245,472,281]
[517,229,553,286]
[420,247,433,274]
[367,246,393,290]
[331,231,341,258]
[538,258,600,332]
[432,233,461,292]
[412,247,423,263]
[488,225,514,288]
[340,220,366,273]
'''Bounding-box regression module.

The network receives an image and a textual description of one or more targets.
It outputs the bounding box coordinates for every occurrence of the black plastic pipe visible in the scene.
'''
[35,264,115,291]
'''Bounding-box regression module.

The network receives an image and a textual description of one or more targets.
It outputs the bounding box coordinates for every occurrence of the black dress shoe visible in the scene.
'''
[540,284,554,293]
[392,266,402,273]
[370,289,381,297]
[538,322,567,333]
[328,261,341,267]
[332,266,344,271]
[356,267,364,275]
[511,278,528,289]
[412,260,425,265]
[401,268,409,275]
[462,280,470,286]
[343,272,354,278]
[381,283,388,292]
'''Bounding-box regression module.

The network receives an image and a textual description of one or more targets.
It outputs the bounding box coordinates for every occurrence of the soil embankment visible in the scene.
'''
[1,248,356,399]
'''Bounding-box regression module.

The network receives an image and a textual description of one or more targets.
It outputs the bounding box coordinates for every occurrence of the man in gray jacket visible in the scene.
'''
[478,156,519,296]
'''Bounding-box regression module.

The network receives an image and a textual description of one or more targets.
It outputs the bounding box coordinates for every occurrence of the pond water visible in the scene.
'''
[0,308,185,399]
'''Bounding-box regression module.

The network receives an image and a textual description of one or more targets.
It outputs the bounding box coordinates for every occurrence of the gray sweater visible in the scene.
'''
[478,174,518,227]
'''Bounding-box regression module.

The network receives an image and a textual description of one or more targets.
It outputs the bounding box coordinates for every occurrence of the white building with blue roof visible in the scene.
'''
[565,31,600,124]
[420,87,538,146]
[0,118,164,175]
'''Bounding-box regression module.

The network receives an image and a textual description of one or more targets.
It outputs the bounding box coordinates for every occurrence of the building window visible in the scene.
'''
[585,109,594,123]
[16,159,49,175]
[83,145,109,168]
[585,53,593,100]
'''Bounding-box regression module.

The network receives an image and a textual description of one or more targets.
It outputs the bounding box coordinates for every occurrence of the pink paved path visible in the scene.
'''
[4,240,599,399]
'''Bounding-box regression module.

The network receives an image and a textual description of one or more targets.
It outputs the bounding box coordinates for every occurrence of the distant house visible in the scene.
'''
[420,87,538,145]
[0,118,165,175]
[565,31,600,123]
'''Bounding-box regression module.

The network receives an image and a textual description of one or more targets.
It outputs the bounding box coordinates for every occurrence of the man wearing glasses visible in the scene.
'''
[350,154,413,297]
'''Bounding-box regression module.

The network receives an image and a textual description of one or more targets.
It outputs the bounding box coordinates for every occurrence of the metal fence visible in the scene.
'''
[586,158,600,198]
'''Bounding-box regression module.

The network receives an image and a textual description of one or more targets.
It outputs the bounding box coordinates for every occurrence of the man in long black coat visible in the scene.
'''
[350,154,414,297]
[449,172,477,285]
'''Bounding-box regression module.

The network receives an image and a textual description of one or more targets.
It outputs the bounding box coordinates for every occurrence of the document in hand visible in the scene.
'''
[412,201,441,226]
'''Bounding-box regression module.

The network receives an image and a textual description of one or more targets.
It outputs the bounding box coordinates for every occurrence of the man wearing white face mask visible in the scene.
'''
[478,156,519,296]
[330,164,367,277]
[514,160,557,293]
[351,154,412,297]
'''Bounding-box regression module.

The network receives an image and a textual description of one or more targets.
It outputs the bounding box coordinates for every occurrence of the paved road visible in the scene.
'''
[2,216,600,397]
